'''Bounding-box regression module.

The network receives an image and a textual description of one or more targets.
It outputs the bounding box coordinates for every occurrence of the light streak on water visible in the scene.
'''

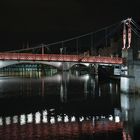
[27,113,33,123]
[109,115,113,121]
[115,116,120,123]
[42,110,48,123]
[64,115,69,122]
[6,117,11,125]
[0,117,3,126]
[35,112,41,124]
[71,116,76,122]
[79,116,84,122]
[20,114,26,125]
[57,115,62,122]
[50,116,55,124]
[13,115,18,123]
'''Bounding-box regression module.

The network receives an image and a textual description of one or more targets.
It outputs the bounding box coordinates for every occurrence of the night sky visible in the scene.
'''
[0,0,139,51]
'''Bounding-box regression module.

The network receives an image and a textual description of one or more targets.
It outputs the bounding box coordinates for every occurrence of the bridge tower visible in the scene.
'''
[121,18,133,75]
[121,18,140,93]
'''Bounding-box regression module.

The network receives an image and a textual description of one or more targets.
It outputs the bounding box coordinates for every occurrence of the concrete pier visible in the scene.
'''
[121,49,140,94]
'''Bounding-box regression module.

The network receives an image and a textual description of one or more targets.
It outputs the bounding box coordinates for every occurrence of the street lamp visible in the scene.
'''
[60,48,63,54]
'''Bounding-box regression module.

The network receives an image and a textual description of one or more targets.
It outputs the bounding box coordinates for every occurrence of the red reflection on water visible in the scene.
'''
[122,129,132,140]
[0,120,124,140]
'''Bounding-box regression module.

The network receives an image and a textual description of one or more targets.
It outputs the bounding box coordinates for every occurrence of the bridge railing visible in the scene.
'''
[0,53,123,64]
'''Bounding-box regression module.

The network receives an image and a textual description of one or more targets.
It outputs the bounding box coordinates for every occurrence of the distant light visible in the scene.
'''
[0,117,3,126]
[109,115,113,121]
[50,108,55,112]
[42,110,48,123]
[6,117,11,125]
[92,116,95,126]
[82,74,90,81]
[121,94,129,109]
[120,77,129,92]
[109,83,113,93]
[27,113,33,123]
[79,116,84,122]
[83,63,90,67]
[0,61,4,68]
[57,115,62,122]
[43,110,48,115]
[20,114,26,125]
[101,116,105,119]
[71,116,76,122]
[124,110,128,121]
[92,116,95,122]
[96,116,99,120]
[13,115,18,124]
[35,112,41,124]
[64,115,69,122]
[86,117,89,120]
[115,116,120,123]
[50,116,55,124]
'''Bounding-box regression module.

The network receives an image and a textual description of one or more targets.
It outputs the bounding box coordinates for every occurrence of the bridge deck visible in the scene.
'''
[0,53,123,64]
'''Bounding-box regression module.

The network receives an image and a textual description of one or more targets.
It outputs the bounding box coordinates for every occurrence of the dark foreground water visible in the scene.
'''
[0,71,139,140]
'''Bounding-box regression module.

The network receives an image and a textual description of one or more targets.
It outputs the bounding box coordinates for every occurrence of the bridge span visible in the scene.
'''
[0,53,123,70]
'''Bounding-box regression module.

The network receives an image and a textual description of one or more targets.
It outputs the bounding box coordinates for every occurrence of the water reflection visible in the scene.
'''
[0,108,123,140]
[0,72,119,101]
[120,93,140,140]
[0,109,121,126]
[0,70,134,139]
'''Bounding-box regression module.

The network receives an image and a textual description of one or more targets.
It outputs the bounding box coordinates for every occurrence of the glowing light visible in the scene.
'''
[79,116,84,122]
[71,116,76,122]
[50,116,55,124]
[109,83,113,93]
[27,113,33,123]
[35,112,41,124]
[64,115,69,122]
[42,110,48,123]
[13,115,18,123]
[86,117,89,120]
[0,61,4,68]
[121,94,129,109]
[57,115,62,122]
[109,115,113,121]
[20,114,26,125]
[6,117,11,125]
[121,65,128,70]
[92,116,95,126]
[92,116,95,121]
[83,63,90,67]
[50,108,55,112]
[0,117,3,126]
[101,116,105,119]
[124,110,128,121]
[115,116,120,123]
[43,110,48,115]
[82,74,90,81]
[121,77,129,92]
[96,116,99,120]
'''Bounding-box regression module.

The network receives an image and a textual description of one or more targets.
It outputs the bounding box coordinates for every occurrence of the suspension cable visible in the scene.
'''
[131,26,140,38]
[94,22,122,48]
[5,21,122,53]
[131,19,140,31]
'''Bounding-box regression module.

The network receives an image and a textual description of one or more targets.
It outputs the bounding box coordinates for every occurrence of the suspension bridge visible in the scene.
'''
[0,18,140,71]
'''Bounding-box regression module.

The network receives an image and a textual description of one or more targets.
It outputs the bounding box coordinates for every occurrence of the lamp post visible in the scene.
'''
[41,44,44,55]
[41,43,51,54]
[60,47,63,55]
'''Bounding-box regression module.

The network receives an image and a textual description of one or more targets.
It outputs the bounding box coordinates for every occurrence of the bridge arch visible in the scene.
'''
[0,60,98,72]
[0,61,63,70]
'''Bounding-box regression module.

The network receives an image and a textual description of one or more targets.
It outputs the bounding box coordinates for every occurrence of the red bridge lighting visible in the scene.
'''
[0,53,123,65]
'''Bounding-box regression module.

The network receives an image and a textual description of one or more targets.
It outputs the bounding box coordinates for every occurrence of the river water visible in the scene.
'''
[0,70,139,140]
